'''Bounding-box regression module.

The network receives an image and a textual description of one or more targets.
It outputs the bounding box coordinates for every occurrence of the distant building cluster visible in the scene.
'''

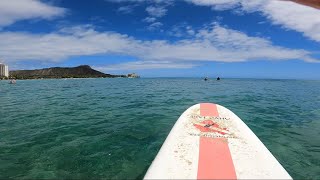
[0,63,9,77]
[127,73,140,78]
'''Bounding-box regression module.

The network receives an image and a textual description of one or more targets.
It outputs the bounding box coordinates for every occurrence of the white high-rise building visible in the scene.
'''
[0,63,9,77]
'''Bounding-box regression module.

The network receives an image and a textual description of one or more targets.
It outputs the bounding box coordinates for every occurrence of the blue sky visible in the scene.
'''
[0,0,320,79]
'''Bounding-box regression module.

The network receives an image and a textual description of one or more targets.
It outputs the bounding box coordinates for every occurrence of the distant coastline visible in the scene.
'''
[8,65,135,80]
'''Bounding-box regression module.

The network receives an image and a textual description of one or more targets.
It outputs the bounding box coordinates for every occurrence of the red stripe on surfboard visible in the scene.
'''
[198,137,236,179]
[200,103,219,116]
[197,103,237,179]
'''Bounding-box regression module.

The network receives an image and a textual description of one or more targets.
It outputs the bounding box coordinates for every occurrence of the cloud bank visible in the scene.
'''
[104,0,320,42]
[1,0,319,71]
[186,0,320,42]
[0,25,316,70]
[0,0,66,27]
[94,61,198,71]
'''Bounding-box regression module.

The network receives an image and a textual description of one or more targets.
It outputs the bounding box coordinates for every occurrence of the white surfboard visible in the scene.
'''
[144,103,292,179]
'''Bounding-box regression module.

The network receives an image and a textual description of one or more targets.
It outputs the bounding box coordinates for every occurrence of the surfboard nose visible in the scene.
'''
[144,103,292,179]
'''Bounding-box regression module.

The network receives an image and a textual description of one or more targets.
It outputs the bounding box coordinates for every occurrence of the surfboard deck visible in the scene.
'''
[144,103,292,179]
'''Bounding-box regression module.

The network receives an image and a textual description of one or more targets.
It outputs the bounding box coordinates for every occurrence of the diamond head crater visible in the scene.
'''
[8,65,138,79]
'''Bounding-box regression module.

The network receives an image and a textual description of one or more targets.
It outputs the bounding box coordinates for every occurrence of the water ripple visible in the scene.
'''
[0,78,319,179]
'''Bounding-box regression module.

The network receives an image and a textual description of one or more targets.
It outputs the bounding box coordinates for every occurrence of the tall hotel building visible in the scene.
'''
[0,63,9,77]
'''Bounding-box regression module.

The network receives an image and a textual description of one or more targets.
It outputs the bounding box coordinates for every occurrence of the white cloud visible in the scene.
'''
[144,5,168,31]
[106,0,173,5]
[0,0,66,27]
[147,22,163,30]
[106,0,145,2]
[109,0,172,30]
[94,61,198,71]
[168,23,196,37]
[0,26,135,61]
[0,25,317,71]
[262,0,320,42]
[186,26,196,35]
[143,17,157,23]
[187,0,239,10]
[186,0,320,42]
[146,6,167,17]
[117,5,136,14]
[142,25,315,62]
[107,0,171,30]
[144,6,168,31]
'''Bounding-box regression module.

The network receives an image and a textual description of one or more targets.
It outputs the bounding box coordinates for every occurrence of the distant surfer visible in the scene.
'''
[9,79,16,84]
[204,77,208,81]
[217,77,220,81]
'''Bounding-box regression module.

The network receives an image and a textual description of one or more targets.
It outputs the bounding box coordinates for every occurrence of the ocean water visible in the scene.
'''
[0,78,319,179]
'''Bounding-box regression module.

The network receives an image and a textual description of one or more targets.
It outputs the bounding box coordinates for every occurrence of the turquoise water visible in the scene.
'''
[0,78,319,179]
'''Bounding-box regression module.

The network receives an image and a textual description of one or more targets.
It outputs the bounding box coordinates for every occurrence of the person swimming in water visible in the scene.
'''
[217,77,220,80]
[9,79,16,84]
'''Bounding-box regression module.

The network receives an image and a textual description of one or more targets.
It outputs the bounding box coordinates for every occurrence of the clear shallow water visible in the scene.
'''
[0,78,319,179]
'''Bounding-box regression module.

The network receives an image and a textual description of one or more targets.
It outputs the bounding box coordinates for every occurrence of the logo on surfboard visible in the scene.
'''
[188,114,235,138]
[193,120,229,135]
